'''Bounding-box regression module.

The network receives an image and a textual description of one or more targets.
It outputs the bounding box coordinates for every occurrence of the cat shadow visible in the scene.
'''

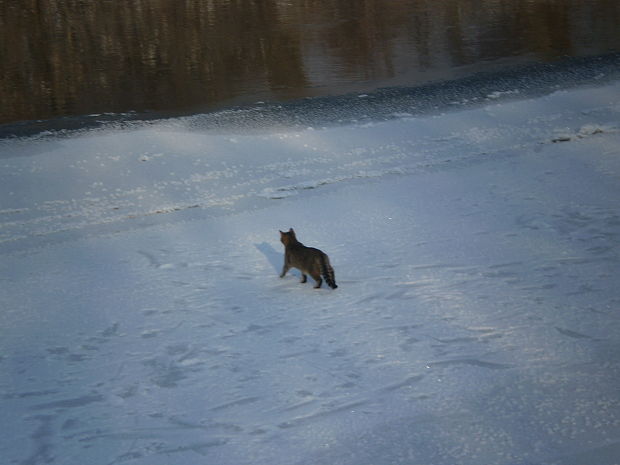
[255,242,282,275]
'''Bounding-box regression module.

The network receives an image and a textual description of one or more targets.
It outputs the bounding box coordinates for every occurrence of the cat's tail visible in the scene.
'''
[320,255,338,289]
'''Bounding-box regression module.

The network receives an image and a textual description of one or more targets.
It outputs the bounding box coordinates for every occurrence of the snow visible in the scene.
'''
[1,73,620,465]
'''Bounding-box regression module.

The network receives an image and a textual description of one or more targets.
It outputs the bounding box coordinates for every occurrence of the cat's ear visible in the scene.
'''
[289,228,294,233]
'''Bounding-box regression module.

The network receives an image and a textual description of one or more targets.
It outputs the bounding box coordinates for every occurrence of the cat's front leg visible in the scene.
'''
[280,262,290,278]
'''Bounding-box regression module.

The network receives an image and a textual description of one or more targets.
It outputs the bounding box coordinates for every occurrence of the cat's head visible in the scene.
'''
[279,228,296,245]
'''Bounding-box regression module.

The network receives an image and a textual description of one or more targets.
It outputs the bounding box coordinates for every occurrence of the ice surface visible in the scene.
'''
[1,70,620,464]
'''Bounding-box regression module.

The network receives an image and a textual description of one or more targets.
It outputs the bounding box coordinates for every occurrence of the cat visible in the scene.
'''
[279,228,338,289]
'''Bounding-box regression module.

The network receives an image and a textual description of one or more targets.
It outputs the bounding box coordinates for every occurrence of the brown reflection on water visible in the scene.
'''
[1,0,619,124]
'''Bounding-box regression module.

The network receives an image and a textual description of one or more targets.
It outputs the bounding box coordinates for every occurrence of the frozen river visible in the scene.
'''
[1,57,620,464]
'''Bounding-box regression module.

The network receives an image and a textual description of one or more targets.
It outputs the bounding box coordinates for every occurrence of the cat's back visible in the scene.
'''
[288,243,324,266]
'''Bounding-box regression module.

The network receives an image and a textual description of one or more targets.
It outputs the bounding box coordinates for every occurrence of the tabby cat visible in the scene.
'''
[279,228,338,289]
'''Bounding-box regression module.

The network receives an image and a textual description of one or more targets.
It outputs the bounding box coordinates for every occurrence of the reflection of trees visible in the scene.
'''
[1,0,619,123]
[0,0,308,123]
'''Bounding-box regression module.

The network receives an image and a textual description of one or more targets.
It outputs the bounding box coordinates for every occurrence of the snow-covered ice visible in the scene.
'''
[1,69,620,465]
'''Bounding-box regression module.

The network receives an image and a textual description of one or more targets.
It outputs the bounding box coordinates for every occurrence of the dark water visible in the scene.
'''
[2,0,620,125]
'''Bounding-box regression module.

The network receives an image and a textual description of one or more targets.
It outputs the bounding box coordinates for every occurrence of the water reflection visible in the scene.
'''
[1,0,619,124]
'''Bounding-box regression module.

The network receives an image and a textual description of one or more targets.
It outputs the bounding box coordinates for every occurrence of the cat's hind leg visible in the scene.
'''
[311,272,322,289]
